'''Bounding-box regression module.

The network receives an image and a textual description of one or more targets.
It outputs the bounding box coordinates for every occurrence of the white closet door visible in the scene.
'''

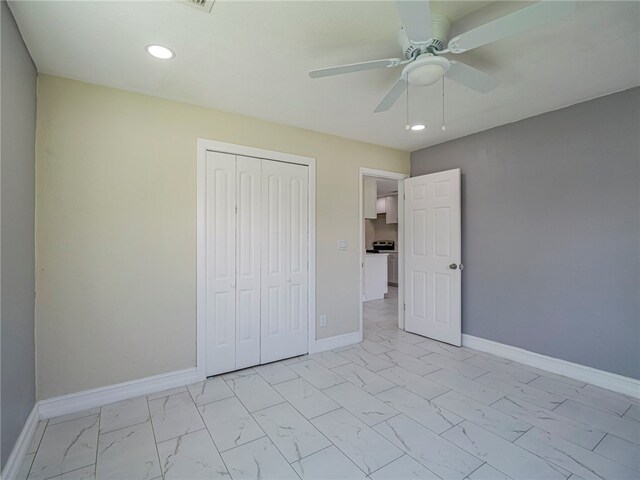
[235,156,262,369]
[286,163,309,358]
[261,160,308,363]
[206,151,237,375]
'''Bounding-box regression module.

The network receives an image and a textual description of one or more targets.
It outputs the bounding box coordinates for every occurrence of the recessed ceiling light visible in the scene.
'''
[146,45,175,60]
[410,124,426,131]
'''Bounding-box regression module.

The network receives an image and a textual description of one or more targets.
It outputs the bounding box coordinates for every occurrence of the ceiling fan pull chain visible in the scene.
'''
[441,77,446,132]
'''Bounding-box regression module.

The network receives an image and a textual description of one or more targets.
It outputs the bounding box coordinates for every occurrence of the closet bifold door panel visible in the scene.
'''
[261,160,309,363]
[206,151,238,376]
[235,156,262,370]
[205,151,308,377]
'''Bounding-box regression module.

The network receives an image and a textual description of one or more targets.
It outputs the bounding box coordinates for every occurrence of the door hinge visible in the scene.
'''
[403,303,406,311]
[235,206,238,214]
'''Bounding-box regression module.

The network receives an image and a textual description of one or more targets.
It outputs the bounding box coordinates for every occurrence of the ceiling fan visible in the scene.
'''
[309,1,576,113]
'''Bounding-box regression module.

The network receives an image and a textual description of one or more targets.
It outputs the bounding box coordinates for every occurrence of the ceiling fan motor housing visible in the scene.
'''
[399,13,451,59]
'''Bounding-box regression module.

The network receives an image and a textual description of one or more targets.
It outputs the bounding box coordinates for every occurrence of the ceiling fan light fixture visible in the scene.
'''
[146,45,175,60]
[408,64,446,86]
[410,124,426,131]
[403,55,450,87]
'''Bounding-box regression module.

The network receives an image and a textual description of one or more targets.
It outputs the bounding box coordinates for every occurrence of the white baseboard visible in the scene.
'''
[38,367,200,419]
[309,331,361,354]
[462,334,640,399]
[1,404,39,480]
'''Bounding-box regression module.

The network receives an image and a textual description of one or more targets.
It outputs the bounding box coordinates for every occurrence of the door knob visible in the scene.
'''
[449,264,458,270]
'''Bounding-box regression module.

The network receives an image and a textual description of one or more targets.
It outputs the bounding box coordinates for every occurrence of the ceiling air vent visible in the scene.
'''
[179,0,214,13]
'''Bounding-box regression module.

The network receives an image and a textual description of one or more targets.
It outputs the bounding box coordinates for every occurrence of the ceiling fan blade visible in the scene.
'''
[396,0,433,44]
[447,1,576,53]
[445,61,499,93]
[374,78,407,113]
[309,58,402,78]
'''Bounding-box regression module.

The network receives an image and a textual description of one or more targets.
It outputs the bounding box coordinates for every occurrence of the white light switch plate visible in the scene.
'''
[337,240,347,250]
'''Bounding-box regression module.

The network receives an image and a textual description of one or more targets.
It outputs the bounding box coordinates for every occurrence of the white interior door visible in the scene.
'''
[261,160,308,363]
[206,151,237,375]
[404,168,462,346]
[235,156,262,369]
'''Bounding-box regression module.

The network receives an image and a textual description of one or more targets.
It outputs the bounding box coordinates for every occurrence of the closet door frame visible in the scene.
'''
[196,139,316,380]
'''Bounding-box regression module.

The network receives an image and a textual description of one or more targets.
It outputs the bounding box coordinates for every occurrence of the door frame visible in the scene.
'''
[196,138,316,380]
[359,168,409,339]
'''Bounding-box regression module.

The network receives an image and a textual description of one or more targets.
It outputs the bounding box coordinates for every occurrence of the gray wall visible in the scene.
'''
[411,88,640,380]
[1,0,37,469]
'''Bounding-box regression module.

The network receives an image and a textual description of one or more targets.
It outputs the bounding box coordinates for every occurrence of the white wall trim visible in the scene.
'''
[309,331,361,354]
[197,139,317,378]
[38,367,199,420]
[0,404,39,480]
[462,334,640,399]
[358,168,409,338]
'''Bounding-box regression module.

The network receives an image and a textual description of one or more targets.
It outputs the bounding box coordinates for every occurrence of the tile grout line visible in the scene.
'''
[191,387,235,478]
[25,419,48,479]
[551,398,568,411]
[228,382,306,477]
[621,403,634,418]
[153,427,208,446]
[589,431,608,453]
[22,452,36,480]
[489,395,613,455]
[96,418,153,437]
[37,463,96,480]
[221,373,272,443]
[93,406,102,479]
[243,375,347,469]
[44,411,98,427]
[464,461,488,480]
[365,452,423,478]
[448,419,580,479]
[146,393,165,479]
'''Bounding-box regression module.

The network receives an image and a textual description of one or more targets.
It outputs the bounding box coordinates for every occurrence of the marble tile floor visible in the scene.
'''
[19,287,640,479]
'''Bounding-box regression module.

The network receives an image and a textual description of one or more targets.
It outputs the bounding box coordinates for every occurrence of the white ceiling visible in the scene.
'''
[9,0,640,152]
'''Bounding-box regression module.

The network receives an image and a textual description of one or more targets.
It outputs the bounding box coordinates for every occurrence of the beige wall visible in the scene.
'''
[35,75,409,399]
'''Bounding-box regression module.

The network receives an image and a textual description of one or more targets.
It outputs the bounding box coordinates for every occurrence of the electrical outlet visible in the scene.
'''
[320,314,327,327]
[337,240,347,250]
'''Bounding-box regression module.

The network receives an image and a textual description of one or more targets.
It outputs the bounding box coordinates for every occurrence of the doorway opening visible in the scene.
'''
[359,167,462,348]
[359,168,409,342]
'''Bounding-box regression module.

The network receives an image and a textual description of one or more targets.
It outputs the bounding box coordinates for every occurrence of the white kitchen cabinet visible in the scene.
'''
[364,177,377,219]
[385,195,398,224]
[376,197,386,214]
[364,254,388,301]
[387,252,398,286]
